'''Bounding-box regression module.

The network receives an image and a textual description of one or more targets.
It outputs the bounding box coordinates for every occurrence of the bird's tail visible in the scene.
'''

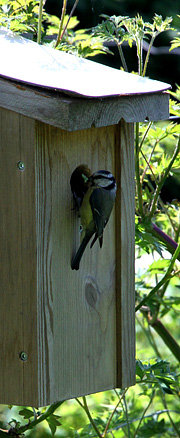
[71,234,92,270]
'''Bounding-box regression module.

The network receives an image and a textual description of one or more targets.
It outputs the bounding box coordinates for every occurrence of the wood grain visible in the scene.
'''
[0,108,135,406]
[0,69,170,406]
[35,124,117,404]
[0,108,38,406]
[35,121,135,405]
[115,121,136,388]
[0,78,169,131]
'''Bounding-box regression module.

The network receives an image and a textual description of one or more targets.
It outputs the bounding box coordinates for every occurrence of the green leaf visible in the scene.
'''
[137,418,166,437]
[148,259,170,273]
[18,408,34,419]
[46,414,61,435]
[136,359,146,378]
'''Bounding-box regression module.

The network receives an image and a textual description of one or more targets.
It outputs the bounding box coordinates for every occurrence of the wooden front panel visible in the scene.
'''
[0,108,38,406]
[0,109,135,407]
[36,121,135,405]
[115,121,135,388]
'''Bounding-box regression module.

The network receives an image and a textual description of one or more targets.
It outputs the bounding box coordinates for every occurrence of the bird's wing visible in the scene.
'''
[90,188,113,247]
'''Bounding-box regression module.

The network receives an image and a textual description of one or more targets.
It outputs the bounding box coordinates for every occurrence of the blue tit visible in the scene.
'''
[71,170,117,270]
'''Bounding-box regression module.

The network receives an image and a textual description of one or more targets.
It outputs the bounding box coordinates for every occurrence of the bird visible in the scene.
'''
[70,164,91,213]
[71,169,117,270]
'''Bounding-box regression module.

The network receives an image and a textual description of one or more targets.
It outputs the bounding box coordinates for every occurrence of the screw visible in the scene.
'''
[20,351,28,361]
[18,161,25,171]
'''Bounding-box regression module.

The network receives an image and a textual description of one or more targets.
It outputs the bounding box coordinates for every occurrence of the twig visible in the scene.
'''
[133,390,155,438]
[152,223,180,259]
[149,136,180,219]
[14,402,64,435]
[60,0,80,42]
[103,388,128,437]
[136,314,161,357]
[123,393,131,438]
[117,42,128,71]
[135,242,180,311]
[76,396,102,438]
[151,318,180,362]
[55,0,79,48]
[139,121,153,152]
[142,34,156,77]
[37,0,44,44]
[55,0,67,48]
[161,394,180,437]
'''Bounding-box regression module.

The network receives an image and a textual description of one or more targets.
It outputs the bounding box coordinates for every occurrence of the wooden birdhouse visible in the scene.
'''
[0,27,170,407]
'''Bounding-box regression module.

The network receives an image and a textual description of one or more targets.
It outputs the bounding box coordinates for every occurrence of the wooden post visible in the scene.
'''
[0,29,170,406]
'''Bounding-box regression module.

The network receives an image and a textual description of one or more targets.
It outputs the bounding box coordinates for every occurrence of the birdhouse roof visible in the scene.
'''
[0,27,170,98]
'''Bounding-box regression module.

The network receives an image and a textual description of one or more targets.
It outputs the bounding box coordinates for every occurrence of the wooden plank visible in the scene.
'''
[35,123,118,404]
[0,108,38,406]
[35,123,55,405]
[0,78,169,131]
[0,109,135,406]
[35,121,135,405]
[115,121,135,388]
[0,27,170,97]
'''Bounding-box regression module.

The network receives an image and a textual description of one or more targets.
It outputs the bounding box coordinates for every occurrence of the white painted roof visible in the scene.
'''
[0,27,170,97]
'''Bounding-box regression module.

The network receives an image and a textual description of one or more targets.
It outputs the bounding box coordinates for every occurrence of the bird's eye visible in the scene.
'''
[79,224,83,233]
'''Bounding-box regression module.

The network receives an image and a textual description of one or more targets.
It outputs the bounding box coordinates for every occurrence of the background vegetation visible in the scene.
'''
[0,1,180,437]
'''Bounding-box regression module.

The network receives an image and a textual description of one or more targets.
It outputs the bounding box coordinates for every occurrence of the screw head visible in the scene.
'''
[20,351,28,361]
[18,161,25,171]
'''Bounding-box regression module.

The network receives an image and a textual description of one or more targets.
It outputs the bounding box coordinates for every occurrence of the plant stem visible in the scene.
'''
[138,39,143,76]
[55,0,67,48]
[141,139,157,181]
[151,223,180,260]
[37,0,44,44]
[103,388,128,437]
[14,401,64,435]
[77,396,102,438]
[117,42,128,71]
[139,121,153,152]
[135,241,180,312]
[149,136,180,219]
[133,390,155,438]
[123,393,131,438]
[161,394,180,437]
[55,0,79,48]
[151,319,180,362]
[136,314,161,357]
[135,271,179,312]
[59,0,80,44]
[142,34,156,77]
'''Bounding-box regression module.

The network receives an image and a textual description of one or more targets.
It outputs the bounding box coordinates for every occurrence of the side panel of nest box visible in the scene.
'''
[0,107,135,407]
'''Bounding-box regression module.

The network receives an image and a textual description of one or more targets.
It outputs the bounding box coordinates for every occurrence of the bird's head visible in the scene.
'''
[89,170,116,190]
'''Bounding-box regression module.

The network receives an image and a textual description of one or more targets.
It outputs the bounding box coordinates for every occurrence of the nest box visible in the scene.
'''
[0,27,170,407]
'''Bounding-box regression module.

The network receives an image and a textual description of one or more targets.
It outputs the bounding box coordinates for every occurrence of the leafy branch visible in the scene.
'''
[0,402,63,437]
[136,241,180,311]
[148,136,180,218]
[76,396,103,438]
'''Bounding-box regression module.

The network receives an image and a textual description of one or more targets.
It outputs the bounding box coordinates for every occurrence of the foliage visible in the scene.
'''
[0,2,180,438]
[0,0,48,38]
[0,0,109,57]
[170,15,180,51]
[92,14,174,75]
